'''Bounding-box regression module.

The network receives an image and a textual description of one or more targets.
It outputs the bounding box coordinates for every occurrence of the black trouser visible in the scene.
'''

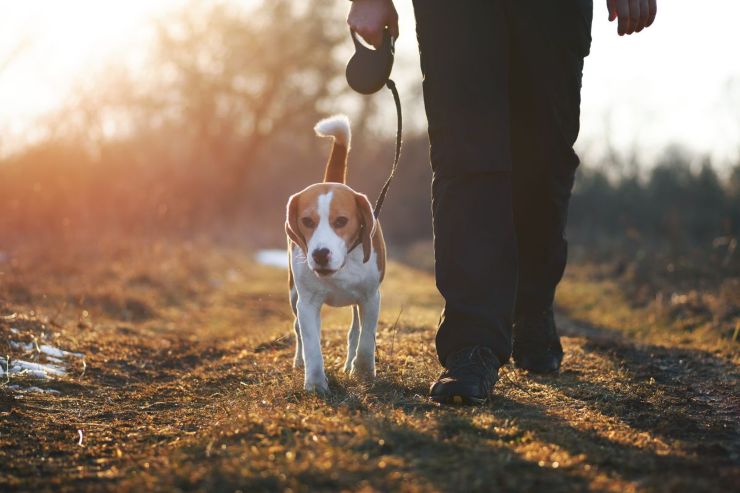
[413,0,593,365]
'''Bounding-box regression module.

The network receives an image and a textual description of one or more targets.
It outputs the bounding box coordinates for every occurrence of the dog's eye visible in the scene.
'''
[301,217,315,228]
[333,216,348,228]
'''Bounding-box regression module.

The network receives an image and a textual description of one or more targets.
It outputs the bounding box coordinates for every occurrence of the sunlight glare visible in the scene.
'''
[0,0,179,136]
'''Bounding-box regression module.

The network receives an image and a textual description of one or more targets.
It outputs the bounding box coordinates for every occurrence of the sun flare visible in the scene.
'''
[0,0,179,131]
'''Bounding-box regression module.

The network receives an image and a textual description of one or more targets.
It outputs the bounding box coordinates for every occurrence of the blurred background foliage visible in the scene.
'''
[0,0,737,278]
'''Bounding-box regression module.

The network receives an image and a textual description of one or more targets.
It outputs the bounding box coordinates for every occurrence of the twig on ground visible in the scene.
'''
[253,335,291,353]
[139,401,171,410]
[389,305,404,361]
[499,367,532,395]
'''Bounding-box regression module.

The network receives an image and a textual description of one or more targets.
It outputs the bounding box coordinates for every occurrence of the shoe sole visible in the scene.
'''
[430,394,488,406]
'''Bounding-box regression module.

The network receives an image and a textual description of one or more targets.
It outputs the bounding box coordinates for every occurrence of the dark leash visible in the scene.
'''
[346,29,403,219]
[373,79,402,218]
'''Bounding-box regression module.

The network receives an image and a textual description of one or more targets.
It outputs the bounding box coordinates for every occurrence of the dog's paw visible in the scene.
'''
[304,376,329,394]
[342,360,353,374]
[349,361,376,381]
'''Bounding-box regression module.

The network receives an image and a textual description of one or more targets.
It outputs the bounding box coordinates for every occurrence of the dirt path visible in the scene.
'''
[1,244,738,492]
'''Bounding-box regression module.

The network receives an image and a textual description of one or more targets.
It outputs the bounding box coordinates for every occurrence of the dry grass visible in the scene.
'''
[557,263,740,355]
[0,240,738,492]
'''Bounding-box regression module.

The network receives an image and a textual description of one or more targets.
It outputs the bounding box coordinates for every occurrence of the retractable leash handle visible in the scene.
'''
[346,29,395,95]
[345,28,402,219]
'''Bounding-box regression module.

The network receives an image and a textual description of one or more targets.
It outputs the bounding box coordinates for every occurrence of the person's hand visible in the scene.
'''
[607,0,657,36]
[347,0,399,48]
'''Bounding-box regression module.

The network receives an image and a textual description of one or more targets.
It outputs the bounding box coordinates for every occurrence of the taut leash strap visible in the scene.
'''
[347,78,402,256]
[344,28,402,256]
[373,79,402,219]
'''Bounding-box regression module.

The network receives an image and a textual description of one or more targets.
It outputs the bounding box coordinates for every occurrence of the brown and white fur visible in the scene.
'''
[286,115,386,393]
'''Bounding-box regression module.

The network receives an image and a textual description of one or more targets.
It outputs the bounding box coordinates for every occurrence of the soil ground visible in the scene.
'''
[1,241,738,492]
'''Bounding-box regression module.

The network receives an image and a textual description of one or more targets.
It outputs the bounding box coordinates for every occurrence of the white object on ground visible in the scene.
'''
[7,385,61,395]
[1,339,86,395]
[256,249,289,269]
[39,344,84,359]
[3,359,67,377]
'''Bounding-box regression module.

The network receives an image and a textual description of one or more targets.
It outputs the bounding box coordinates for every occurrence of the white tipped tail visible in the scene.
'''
[314,114,351,149]
[316,115,351,184]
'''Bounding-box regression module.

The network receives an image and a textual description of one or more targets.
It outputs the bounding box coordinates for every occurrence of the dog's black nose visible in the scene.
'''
[312,248,331,266]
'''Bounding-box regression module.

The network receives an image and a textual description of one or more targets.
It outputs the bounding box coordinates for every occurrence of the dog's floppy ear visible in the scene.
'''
[354,192,376,263]
[285,193,307,255]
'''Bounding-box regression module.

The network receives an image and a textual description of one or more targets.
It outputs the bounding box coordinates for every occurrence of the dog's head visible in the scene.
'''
[286,183,375,277]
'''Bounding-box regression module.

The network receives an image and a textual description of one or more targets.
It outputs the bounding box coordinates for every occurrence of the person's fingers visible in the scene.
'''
[628,0,640,34]
[647,0,657,27]
[635,0,645,31]
[346,8,397,48]
[617,0,630,35]
[366,28,384,48]
[389,11,399,40]
[635,0,648,31]
[607,0,617,21]
[390,21,399,41]
[352,25,383,48]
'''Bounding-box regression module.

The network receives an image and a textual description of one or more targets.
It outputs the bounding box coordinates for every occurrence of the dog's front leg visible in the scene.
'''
[290,287,303,368]
[343,305,360,373]
[296,298,329,393]
[351,290,380,379]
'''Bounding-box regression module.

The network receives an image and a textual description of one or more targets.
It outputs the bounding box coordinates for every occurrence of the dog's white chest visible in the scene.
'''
[291,246,380,307]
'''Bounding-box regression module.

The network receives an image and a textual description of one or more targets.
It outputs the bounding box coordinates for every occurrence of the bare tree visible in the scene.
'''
[146,0,348,208]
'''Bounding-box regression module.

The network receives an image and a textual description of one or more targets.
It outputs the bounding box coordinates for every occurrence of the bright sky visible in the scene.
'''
[393,0,740,172]
[1,0,739,171]
[0,0,178,149]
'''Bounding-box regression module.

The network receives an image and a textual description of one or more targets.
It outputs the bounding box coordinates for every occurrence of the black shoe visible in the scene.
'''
[512,307,563,374]
[429,346,500,405]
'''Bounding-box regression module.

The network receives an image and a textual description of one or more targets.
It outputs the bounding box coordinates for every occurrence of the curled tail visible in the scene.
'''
[314,114,351,184]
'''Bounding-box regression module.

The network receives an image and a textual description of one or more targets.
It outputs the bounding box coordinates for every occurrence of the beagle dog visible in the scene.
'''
[286,115,386,393]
